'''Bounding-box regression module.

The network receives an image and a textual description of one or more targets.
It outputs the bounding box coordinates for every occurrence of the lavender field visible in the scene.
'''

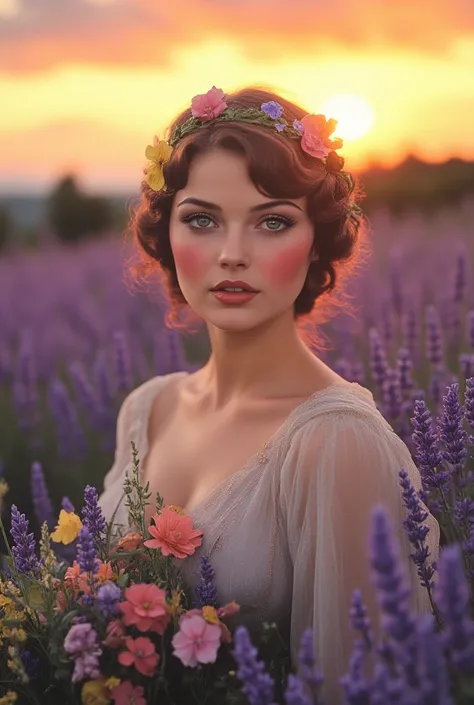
[1,202,474,537]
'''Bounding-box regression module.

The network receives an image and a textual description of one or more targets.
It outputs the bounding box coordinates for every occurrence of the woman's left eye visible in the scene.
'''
[259,215,296,232]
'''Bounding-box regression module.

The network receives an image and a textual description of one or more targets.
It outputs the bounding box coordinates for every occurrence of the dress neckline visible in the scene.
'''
[138,372,365,517]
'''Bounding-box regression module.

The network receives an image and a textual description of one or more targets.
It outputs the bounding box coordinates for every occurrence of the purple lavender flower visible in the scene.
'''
[283,674,313,705]
[464,377,474,432]
[30,462,55,531]
[468,310,474,349]
[425,305,444,366]
[453,247,468,305]
[397,348,414,392]
[261,101,283,120]
[76,527,98,575]
[20,650,40,679]
[113,330,132,393]
[399,470,438,591]
[403,304,419,361]
[62,496,75,513]
[369,328,389,389]
[349,590,374,651]
[81,485,106,544]
[338,640,371,704]
[369,506,420,690]
[48,378,87,459]
[10,504,39,574]
[195,554,218,608]
[97,581,121,618]
[294,628,324,699]
[434,542,474,676]
[438,383,468,484]
[411,400,450,497]
[459,353,474,380]
[232,625,276,705]
[64,622,102,684]
[381,367,403,421]
[414,613,453,704]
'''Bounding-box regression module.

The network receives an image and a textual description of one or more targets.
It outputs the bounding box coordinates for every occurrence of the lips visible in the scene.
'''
[210,280,259,292]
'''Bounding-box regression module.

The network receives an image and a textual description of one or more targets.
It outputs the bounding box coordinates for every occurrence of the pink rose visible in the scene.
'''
[171,614,221,667]
[300,114,343,159]
[191,86,227,121]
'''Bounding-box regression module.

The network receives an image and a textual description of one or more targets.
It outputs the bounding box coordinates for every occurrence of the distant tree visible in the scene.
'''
[47,175,114,244]
[0,204,13,252]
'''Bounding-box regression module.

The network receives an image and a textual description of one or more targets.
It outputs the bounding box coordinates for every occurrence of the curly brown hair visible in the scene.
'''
[124,85,371,352]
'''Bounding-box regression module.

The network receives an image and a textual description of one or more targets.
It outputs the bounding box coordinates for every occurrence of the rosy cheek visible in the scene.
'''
[172,243,207,279]
[263,242,311,285]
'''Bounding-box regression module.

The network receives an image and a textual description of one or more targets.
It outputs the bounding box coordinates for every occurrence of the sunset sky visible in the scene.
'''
[1,0,474,194]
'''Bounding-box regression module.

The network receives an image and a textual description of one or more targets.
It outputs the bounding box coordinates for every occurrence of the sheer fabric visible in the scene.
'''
[98,372,440,705]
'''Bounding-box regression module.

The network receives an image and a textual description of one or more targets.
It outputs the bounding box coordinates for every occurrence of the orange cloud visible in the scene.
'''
[1,0,474,74]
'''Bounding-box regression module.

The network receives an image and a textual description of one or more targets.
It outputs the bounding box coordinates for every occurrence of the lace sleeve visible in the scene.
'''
[280,408,440,705]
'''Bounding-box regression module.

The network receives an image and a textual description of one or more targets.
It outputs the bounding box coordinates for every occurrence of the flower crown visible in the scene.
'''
[144,86,363,223]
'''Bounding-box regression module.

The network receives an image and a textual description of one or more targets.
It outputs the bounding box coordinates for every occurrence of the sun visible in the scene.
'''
[318,94,375,141]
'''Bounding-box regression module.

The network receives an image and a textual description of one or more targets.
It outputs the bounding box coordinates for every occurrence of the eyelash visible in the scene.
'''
[180,212,297,233]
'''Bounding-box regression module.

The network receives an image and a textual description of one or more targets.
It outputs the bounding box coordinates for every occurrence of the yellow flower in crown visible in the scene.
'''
[50,510,83,545]
[144,137,173,191]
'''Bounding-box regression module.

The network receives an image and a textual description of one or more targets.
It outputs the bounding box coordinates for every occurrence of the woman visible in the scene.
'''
[99,85,440,703]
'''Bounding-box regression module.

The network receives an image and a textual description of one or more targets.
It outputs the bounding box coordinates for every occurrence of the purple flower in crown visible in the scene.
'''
[260,101,283,120]
[293,119,304,133]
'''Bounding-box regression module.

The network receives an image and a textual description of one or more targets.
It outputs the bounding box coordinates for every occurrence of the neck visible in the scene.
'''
[198,311,322,409]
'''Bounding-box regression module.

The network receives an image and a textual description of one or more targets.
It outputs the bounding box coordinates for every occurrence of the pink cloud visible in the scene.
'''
[0,0,473,74]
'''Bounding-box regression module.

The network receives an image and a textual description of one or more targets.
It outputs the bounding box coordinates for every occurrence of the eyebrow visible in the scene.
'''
[177,197,303,212]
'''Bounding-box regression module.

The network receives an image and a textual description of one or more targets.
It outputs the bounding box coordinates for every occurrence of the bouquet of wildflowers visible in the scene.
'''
[0,442,291,705]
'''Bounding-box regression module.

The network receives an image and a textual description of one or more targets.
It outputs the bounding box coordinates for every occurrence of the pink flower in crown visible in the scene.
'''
[191,86,227,121]
[300,114,343,159]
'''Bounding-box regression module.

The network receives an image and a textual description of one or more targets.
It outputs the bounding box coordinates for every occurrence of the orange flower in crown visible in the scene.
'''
[144,136,173,191]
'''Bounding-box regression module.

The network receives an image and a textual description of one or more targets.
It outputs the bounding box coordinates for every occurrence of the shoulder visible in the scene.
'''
[115,371,189,441]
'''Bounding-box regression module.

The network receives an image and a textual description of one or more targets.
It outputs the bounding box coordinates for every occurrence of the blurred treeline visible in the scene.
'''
[1,155,474,252]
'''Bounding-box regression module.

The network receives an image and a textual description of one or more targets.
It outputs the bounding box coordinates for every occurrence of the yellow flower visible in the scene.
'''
[104,676,120,690]
[202,605,219,624]
[0,691,18,704]
[167,504,184,515]
[50,510,83,545]
[81,679,111,705]
[144,138,173,191]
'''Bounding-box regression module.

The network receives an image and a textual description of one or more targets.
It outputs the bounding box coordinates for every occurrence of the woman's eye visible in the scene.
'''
[260,216,295,232]
[181,213,215,229]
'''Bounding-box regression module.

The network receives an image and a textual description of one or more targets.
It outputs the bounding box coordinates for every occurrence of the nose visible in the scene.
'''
[217,230,250,268]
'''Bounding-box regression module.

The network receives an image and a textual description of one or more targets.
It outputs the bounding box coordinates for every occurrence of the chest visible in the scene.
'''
[141,399,294,516]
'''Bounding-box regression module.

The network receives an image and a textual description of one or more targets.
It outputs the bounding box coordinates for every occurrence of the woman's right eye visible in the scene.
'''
[180,213,216,230]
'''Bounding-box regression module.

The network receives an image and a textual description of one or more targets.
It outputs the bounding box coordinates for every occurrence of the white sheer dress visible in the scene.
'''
[98,371,440,705]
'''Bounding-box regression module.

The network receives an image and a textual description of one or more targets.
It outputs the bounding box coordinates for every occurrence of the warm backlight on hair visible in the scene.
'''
[319,94,375,141]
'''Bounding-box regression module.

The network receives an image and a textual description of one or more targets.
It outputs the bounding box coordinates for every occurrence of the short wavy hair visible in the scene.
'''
[124,85,371,352]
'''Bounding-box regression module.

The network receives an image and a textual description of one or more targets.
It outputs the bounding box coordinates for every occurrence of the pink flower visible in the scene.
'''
[110,679,146,705]
[118,636,159,677]
[171,614,222,667]
[103,619,126,648]
[191,86,227,121]
[119,583,170,634]
[300,114,343,159]
[144,507,203,559]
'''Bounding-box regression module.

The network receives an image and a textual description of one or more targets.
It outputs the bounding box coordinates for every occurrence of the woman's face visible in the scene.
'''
[169,148,315,332]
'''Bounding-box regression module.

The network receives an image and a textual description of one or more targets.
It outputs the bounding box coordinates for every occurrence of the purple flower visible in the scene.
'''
[274,123,286,132]
[468,310,474,349]
[260,101,283,120]
[399,470,437,591]
[64,622,102,684]
[369,328,388,388]
[415,613,452,703]
[369,506,420,690]
[20,650,40,679]
[397,348,414,392]
[338,640,371,704]
[381,367,403,421]
[438,383,468,483]
[30,462,55,531]
[97,581,121,618]
[113,330,132,393]
[232,625,275,705]
[293,119,304,133]
[283,673,313,705]
[434,542,474,676]
[81,485,106,544]
[61,496,75,513]
[195,554,218,608]
[294,628,324,698]
[411,400,450,496]
[464,377,474,431]
[349,590,374,651]
[10,504,39,574]
[425,305,444,366]
[76,527,98,575]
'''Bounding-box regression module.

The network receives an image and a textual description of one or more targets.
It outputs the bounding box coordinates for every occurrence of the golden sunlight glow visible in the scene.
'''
[318,94,375,141]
